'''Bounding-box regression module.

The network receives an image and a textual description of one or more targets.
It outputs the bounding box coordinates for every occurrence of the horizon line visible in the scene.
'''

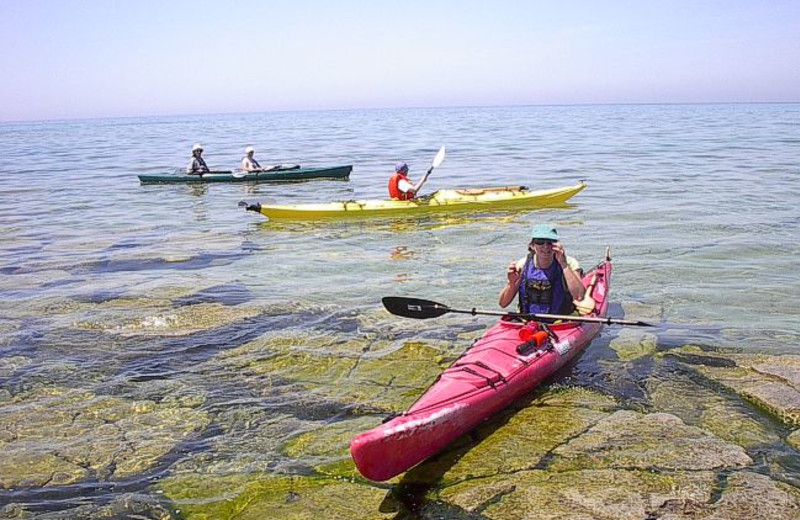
[2,100,798,125]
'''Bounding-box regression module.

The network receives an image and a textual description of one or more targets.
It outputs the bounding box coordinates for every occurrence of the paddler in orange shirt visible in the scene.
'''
[388,162,431,200]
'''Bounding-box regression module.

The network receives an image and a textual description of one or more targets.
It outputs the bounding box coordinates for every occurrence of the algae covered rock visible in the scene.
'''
[157,472,393,520]
[669,348,800,427]
[217,331,452,413]
[609,328,658,362]
[405,388,616,487]
[701,471,800,520]
[437,468,717,520]
[789,429,800,450]
[73,302,262,336]
[0,387,210,489]
[282,416,380,479]
[550,410,752,472]
[648,373,778,448]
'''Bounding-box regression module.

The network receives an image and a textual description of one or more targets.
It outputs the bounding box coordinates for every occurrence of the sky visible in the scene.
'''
[1,0,798,122]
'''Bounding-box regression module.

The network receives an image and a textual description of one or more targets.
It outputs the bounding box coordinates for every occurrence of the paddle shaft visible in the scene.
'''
[444,307,650,326]
[382,296,653,327]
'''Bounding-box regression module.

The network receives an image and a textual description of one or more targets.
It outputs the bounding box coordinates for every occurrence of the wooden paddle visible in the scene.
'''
[382,296,655,327]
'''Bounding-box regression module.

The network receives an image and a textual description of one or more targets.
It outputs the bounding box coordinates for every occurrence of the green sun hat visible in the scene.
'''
[530,224,558,241]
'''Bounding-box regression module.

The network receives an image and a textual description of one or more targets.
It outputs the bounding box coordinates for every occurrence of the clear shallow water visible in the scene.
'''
[0,104,799,514]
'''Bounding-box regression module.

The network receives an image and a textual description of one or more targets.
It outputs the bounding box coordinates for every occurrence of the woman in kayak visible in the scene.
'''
[242,146,265,172]
[186,144,210,175]
[498,224,586,315]
[388,162,431,200]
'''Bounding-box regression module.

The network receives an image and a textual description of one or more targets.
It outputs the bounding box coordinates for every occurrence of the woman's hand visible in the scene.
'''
[552,241,568,267]
[506,262,521,285]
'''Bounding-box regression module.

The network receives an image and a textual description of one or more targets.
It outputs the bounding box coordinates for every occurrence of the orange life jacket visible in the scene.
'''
[388,172,415,200]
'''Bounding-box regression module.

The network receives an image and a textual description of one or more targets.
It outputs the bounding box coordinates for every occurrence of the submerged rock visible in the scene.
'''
[431,394,798,519]
[788,429,800,450]
[282,416,379,479]
[550,410,752,471]
[608,328,658,362]
[668,347,800,427]
[157,473,393,520]
[0,355,31,378]
[436,468,800,520]
[216,332,452,414]
[706,471,800,520]
[437,469,717,520]
[0,387,210,489]
[647,371,778,448]
[404,388,617,487]
[73,302,262,336]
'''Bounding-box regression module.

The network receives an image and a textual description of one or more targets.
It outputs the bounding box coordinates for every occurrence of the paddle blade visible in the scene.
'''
[431,146,446,168]
[382,297,450,319]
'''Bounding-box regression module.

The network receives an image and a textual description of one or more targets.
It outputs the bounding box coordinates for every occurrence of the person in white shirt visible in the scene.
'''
[241,146,264,172]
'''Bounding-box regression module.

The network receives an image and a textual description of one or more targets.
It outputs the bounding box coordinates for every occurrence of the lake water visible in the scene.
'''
[1,104,798,515]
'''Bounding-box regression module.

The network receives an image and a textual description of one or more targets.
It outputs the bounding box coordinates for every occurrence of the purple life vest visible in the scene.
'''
[518,254,573,315]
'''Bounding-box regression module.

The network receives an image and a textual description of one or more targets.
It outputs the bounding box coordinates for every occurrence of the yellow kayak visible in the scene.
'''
[240,182,586,221]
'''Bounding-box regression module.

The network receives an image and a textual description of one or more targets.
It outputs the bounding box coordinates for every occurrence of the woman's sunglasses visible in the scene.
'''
[532,239,554,246]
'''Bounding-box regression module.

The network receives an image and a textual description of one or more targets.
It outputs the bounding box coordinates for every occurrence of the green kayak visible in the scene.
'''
[138,165,352,184]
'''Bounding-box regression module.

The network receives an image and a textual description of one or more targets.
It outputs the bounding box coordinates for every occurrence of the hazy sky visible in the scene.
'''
[1,0,798,121]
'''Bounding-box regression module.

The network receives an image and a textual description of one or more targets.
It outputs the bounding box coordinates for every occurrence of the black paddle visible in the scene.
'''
[382,296,654,327]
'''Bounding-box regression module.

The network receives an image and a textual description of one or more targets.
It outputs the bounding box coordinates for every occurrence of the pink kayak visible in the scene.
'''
[350,255,612,482]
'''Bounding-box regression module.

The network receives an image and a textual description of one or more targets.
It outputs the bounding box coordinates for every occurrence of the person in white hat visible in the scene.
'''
[186,144,210,175]
[241,146,263,172]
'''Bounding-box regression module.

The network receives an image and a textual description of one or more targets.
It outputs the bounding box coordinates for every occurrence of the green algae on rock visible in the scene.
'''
[157,473,393,520]
[668,348,800,427]
[217,333,452,414]
[707,471,800,520]
[437,467,800,520]
[282,416,380,479]
[437,468,718,520]
[404,388,617,487]
[788,429,800,450]
[0,387,210,489]
[73,302,262,336]
[608,328,658,362]
[648,372,779,448]
[550,410,752,472]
